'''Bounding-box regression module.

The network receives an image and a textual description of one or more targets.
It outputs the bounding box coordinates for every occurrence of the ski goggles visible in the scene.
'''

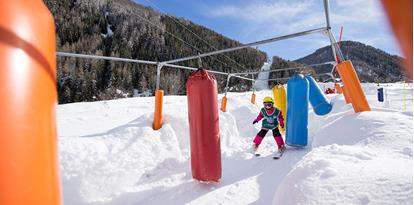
[264,102,273,107]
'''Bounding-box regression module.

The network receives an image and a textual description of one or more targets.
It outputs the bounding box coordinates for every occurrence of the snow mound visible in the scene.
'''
[57,83,412,205]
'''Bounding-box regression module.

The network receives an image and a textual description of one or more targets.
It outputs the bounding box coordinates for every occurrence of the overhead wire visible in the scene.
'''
[141,0,255,72]
[133,0,249,72]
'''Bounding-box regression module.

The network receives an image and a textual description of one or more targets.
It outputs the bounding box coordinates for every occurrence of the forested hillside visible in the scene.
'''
[295,41,406,82]
[44,0,266,104]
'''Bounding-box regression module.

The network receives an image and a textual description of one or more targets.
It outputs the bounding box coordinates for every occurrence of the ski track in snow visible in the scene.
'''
[57,83,413,205]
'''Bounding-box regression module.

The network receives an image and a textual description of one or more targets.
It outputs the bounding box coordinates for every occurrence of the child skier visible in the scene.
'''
[252,96,286,158]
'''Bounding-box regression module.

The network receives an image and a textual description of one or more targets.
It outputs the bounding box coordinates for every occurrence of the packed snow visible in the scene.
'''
[253,61,271,90]
[57,83,413,205]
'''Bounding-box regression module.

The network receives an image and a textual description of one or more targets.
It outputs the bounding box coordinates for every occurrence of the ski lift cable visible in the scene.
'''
[232,61,336,76]
[131,6,236,69]
[56,51,158,65]
[56,51,233,78]
[254,72,334,82]
[142,0,250,71]
[162,27,328,65]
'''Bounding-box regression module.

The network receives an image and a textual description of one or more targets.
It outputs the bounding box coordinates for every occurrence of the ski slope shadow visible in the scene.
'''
[87,115,312,205]
[76,114,153,139]
[235,147,311,205]
[99,146,312,205]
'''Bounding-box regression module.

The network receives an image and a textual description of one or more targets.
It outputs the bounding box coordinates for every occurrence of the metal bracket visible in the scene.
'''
[197,53,203,69]
[224,74,232,96]
[156,63,164,90]
[251,73,256,93]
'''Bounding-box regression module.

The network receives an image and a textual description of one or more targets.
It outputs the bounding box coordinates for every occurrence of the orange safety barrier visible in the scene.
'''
[342,85,351,104]
[381,0,413,79]
[251,93,256,104]
[221,96,227,112]
[0,1,62,205]
[336,61,371,112]
[334,83,343,94]
[153,89,164,130]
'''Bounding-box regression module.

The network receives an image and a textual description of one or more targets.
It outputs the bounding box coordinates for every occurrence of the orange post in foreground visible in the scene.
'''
[221,96,227,112]
[0,1,62,205]
[381,0,413,80]
[336,61,371,112]
[153,89,164,130]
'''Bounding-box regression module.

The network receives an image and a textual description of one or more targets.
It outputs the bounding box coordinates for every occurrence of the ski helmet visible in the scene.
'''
[263,96,274,104]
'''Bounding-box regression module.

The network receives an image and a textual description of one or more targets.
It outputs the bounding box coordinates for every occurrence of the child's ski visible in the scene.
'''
[272,149,285,159]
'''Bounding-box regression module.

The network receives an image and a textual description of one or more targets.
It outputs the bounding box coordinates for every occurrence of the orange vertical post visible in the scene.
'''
[336,61,371,112]
[0,1,62,205]
[153,89,164,130]
[221,96,227,112]
[342,85,351,104]
[334,83,343,94]
[251,93,256,104]
[381,0,413,79]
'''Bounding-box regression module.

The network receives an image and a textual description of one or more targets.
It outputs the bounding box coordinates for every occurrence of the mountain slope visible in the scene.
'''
[295,41,406,82]
[44,0,266,104]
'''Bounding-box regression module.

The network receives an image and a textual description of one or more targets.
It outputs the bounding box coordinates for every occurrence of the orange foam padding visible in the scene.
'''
[337,61,371,112]
[335,83,343,94]
[186,69,221,182]
[153,89,164,130]
[0,1,62,205]
[221,96,227,112]
[342,85,352,104]
[381,0,413,79]
[251,93,256,104]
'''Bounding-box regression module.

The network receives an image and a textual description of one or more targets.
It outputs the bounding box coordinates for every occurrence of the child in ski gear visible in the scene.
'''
[252,96,285,153]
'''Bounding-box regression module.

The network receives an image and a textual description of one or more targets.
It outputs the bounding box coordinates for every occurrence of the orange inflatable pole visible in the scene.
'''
[221,96,227,112]
[251,93,256,104]
[336,61,371,112]
[334,83,343,94]
[153,89,164,130]
[0,1,62,205]
[381,0,413,80]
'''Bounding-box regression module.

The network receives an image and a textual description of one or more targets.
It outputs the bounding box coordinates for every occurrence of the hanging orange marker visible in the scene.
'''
[221,96,227,112]
[341,85,351,104]
[153,89,164,130]
[0,1,62,204]
[334,83,343,94]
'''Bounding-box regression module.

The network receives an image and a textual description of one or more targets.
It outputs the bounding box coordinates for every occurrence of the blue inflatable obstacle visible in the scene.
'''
[286,74,309,147]
[305,75,333,116]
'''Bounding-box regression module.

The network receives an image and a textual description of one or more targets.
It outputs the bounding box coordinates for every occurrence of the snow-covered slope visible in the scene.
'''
[253,61,271,90]
[57,83,413,205]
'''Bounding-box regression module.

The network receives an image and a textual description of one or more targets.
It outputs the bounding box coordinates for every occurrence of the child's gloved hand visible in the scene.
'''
[253,119,258,124]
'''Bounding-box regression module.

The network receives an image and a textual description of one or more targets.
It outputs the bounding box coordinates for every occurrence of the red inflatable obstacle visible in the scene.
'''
[186,69,221,182]
[0,1,62,205]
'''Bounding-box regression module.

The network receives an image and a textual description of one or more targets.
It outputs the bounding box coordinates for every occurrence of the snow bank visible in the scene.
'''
[57,83,412,205]
[273,94,412,205]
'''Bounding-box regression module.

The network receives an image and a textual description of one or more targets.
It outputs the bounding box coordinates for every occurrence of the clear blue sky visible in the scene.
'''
[134,0,401,61]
